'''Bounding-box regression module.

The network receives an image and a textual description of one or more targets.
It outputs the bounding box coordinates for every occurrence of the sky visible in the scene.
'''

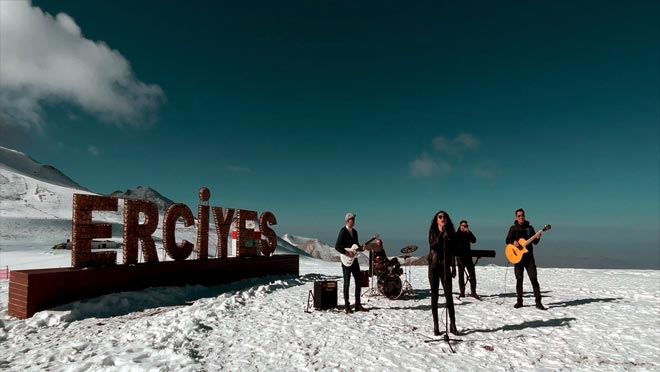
[1,0,658,268]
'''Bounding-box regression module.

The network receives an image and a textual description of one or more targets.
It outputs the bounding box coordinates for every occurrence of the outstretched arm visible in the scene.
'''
[531,227,541,244]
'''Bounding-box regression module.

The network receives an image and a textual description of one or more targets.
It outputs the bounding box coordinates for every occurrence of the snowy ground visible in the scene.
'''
[1,252,658,371]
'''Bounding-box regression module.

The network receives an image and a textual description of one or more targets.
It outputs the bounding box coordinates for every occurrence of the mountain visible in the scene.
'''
[282,234,341,261]
[0,147,313,257]
[272,236,314,257]
[109,186,175,211]
[0,150,94,243]
[0,147,92,222]
[0,146,87,190]
[281,233,373,265]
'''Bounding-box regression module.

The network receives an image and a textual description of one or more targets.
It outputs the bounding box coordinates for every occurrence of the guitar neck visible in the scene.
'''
[525,230,543,245]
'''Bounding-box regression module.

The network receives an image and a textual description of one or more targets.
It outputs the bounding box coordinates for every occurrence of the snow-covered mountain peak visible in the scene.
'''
[109,186,175,211]
[0,146,87,190]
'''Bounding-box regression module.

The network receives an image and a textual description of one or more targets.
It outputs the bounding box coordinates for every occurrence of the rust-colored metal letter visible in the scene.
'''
[123,199,159,264]
[237,209,258,257]
[196,187,211,260]
[71,194,118,268]
[259,211,278,257]
[212,207,234,258]
[163,203,195,261]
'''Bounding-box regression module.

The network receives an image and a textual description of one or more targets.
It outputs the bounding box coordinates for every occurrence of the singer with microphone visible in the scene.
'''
[427,210,460,336]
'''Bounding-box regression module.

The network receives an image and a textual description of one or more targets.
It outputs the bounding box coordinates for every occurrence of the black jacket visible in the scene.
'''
[428,230,455,269]
[455,230,477,257]
[335,227,359,255]
[506,221,540,254]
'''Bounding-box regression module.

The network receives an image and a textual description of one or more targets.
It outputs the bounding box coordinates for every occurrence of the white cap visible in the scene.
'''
[344,212,356,222]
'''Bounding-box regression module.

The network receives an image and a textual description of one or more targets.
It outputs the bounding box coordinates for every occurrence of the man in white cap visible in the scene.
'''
[335,212,367,313]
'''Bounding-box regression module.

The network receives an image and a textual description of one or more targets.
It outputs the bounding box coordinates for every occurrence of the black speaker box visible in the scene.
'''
[314,280,337,310]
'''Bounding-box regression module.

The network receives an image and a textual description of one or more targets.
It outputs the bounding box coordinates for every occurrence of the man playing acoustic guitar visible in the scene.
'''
[506,208,546,310]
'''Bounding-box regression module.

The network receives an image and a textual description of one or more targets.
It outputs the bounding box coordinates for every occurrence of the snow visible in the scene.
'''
[0,251,658,371]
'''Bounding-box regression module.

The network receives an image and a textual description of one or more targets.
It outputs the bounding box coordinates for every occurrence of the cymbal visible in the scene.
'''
[400,245,418,254]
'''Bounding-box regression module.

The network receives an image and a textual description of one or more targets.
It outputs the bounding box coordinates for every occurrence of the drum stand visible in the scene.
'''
[399,254,414,297]
[362,255,382,298]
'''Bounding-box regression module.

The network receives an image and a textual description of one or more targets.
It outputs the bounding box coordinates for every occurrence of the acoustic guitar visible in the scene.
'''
[505,225,551,265]
[340,235,380,267]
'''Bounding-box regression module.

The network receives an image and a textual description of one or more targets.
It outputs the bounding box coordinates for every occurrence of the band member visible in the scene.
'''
[369,239,402,277]
[455,220,479,299]
[506,208,546,310]
[428,210,459,336]
[369,238,387,276]
[335,212,368,313]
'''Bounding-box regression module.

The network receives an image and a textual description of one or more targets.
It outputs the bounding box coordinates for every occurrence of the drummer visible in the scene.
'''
[369,239,388,276]
[373,239,388,261]
[369,239,402,276]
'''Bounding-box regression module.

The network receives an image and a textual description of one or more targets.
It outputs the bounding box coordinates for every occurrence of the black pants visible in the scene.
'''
[428,256,455,329]
[514,253,542,303]
[342,260,362,306]
[457,256,477,296]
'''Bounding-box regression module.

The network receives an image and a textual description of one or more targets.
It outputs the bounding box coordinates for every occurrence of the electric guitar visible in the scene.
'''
[505,225,551,265]
[340,234,380,267]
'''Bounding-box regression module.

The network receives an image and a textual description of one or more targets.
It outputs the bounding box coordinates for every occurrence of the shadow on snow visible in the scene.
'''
[546,297,622,308]
[53,273,336,322]
[463,317,577,334]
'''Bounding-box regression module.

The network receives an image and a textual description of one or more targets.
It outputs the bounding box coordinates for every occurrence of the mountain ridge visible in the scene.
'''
[0,146,87,190]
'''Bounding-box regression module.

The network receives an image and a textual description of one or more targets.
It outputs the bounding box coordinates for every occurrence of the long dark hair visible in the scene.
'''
[428,210,455,246]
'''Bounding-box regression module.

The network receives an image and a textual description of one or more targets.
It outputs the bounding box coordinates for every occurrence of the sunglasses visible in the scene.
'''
[516,214,525,218]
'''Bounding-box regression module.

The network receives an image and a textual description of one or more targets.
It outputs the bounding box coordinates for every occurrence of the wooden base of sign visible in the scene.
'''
[8,254,299,319]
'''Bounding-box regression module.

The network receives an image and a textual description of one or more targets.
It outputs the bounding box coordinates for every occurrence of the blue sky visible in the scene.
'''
[1,1,658,268]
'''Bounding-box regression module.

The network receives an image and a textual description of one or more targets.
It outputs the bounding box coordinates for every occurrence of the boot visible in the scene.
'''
[354,303,368,312]
[470,292,481,300]
[535,301,546,310]
[345,304,353,314]
[450,323,461,336]
[432,310,440,336]
[514,300,523,309]
[458,292,465,299]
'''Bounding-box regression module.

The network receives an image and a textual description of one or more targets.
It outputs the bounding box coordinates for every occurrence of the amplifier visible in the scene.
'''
[314,280,337,310]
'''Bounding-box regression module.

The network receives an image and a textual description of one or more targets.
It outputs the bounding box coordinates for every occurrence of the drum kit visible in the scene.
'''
[364,242,418,300]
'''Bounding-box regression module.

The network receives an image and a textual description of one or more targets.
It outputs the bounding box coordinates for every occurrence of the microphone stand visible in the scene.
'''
[441,231,459,352]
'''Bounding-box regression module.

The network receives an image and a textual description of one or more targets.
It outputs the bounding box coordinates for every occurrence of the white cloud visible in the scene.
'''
[87,145,100,157]
[455,133,480,150]
[411,133,489,179]
[0,1,164,130]
[432,133,480,153]
[409,154,451,177]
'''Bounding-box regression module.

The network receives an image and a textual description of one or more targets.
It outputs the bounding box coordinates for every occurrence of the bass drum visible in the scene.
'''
[377,273,403,300]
